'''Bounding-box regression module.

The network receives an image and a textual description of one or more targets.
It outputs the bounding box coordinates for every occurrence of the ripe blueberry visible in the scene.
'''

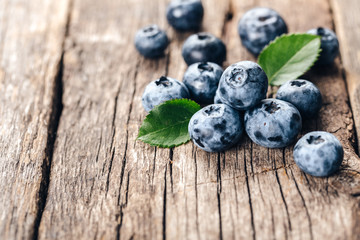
[134,25,169,58]
[182,32,226,66]
[166,0,204,31]
[238,7,288,56]
[276,79,322,118]
[214,61,268,110]
[307,27,339,65]
[188,104,244,152]
[183,62,223,104]
[245,99,302,148]
[142,76,190,112]
[293,131,344,177]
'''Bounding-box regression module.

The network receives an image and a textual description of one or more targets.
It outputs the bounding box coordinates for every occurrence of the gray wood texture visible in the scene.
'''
[0,0,359,239]
[331,0,360,152]
[0,0,70,239]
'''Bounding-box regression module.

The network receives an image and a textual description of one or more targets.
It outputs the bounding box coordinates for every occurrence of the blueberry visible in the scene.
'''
[214,61,268,110]
[245,99,302,148]
[188,104,244,152]
[182,32,226,66]
[238,7,288,56]
[276,79,322,118]
[134,25,169,58]
[293,131,344,177]
[183,62,223,104]
[142,76,190,112]
[307,27,339,65]
[166,0,204,31]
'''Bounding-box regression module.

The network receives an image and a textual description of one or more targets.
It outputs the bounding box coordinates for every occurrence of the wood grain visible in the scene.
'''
[330,0,360,153]
[1,0,360,239]
[38,0,172,239]
[165,0,360,240]
[0,0,70,239]
[40,0,360,239]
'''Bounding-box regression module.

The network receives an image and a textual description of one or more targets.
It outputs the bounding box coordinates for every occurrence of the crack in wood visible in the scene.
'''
[32,44,64,240]
[115,60,139,238]
[95,130,102,163]
[282,149,289,178]
[250,142,254,175]
[233,148,240,220]
[193,147,201,240]
[31,0,74,237]
[116,171,131,240]
[162,166,167,240]
[151,147,157,189]
[169,148,174,193]
[244,145,256,240]
[106,148,116,194]
[302,172,313,194]
[290,168,314,240]
[105,79,122,194]
[217,153,223,240]
[273,150,292,235]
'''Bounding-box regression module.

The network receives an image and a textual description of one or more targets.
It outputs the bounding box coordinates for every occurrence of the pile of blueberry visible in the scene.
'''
[135,0,343,177]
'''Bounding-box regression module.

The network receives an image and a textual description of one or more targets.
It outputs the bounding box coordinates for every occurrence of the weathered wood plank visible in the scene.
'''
[330,1,360,237]
[0,0,70,239]
[166,0,360,239]
[38,0,172,239]
[37,0,360,239]
[330,0,360,153]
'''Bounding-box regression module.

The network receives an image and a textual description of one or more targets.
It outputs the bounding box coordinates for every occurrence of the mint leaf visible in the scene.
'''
[258,34,321,86]
[137,99,201,148]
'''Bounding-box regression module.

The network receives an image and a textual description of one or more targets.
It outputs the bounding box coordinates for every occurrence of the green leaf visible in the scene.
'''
[137,99,201,148]
[258,33,321,86]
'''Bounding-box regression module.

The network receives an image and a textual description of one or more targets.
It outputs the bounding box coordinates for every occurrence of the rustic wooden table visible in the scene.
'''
[1,0,360,239]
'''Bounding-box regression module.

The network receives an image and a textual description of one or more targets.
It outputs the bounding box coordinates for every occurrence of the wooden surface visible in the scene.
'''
[0,0,69,239]
[0,0,360,239]
[331,0,360,153]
